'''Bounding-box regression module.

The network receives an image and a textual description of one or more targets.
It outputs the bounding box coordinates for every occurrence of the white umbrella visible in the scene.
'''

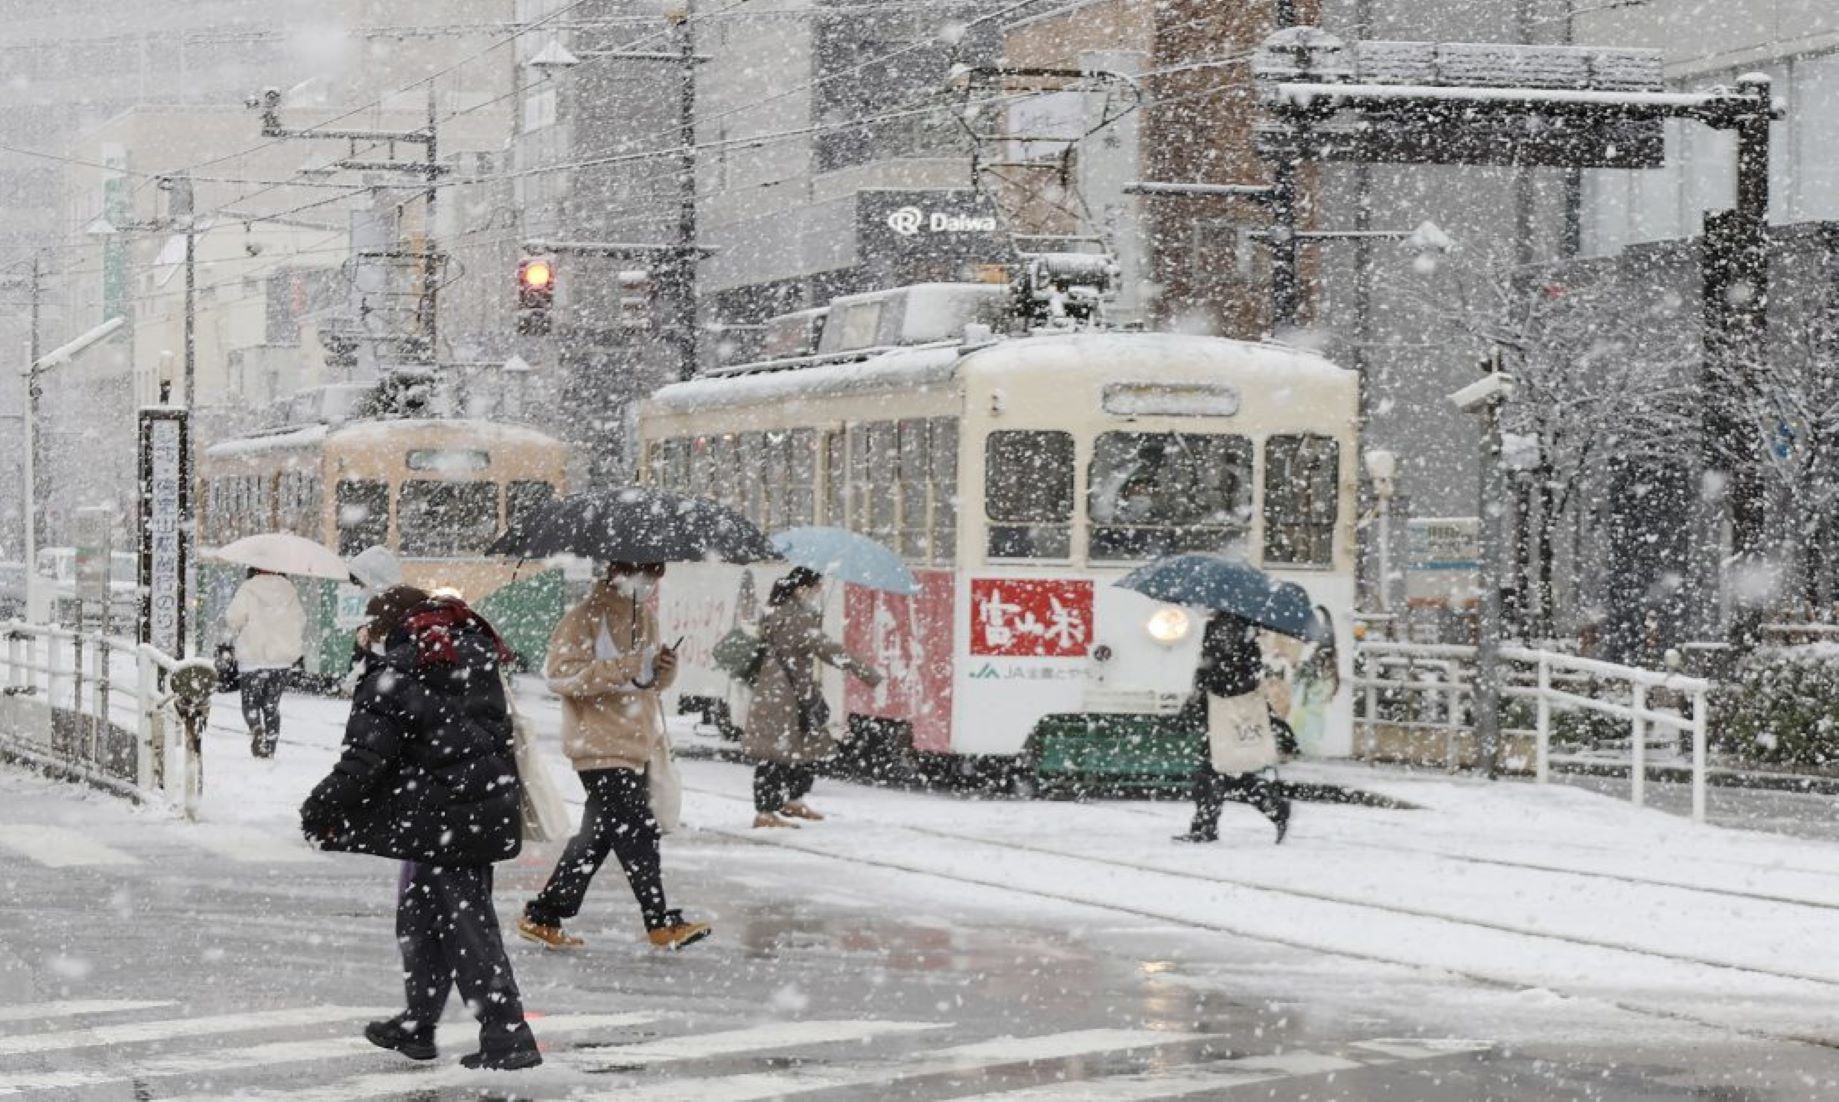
[211,533,352,581]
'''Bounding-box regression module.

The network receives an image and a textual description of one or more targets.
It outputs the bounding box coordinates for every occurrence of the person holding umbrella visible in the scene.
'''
[745,566,882,828]
[223,568,305,758]
[1116,553,1327,846]
[516,561,711,952]
[1175,611,1291,844]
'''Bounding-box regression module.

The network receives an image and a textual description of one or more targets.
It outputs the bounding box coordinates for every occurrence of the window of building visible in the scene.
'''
[1263,435,1340,568]
[398,481,500,558]
[1088,432,1253,561]
[335,480,391,556]
[984,430,1073,560]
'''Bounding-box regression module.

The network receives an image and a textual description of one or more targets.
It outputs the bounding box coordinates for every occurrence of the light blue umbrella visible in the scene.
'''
[770,527,918,596]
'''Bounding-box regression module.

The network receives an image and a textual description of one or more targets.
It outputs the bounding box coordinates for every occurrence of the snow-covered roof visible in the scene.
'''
[327,418,564,450]
[649,344,965,415]
[204,424,329,459]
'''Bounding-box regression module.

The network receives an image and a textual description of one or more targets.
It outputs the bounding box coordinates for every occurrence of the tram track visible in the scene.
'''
[681,781,1839,1051]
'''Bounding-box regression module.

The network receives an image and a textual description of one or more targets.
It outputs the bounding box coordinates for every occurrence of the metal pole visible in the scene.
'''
[674,3,699,381]
[23,256,40,594]
[1376,491,1392,614]
[422,86,440,366]
[1629,681,1648,807]
[1269,154,1300,333]
[1690,686,1708,823]
[1475,375,1508,778]
[1534,651,1551,784]
[180,225,196,658]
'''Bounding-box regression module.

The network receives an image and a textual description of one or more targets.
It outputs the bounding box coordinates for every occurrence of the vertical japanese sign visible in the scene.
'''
[139,409,188,655]
[969,578,1093,658]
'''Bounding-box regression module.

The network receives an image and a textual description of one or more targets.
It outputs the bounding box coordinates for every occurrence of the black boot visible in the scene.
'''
[1270,798,1291,845]
[461,1021,542,1070]
[1171,831,1218,844]
[365,1015,437,1061]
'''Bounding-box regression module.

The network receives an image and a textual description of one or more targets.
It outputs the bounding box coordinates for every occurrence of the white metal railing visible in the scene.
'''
[1355,640,1713,823]
[1,620,215,818]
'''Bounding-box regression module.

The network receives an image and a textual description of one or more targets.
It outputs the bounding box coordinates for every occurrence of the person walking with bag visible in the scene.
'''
[745,567,881,829]
[1174,610,1291,845]
[517,561,710,952]
[224,568,305,758]
[299,587,542,1071]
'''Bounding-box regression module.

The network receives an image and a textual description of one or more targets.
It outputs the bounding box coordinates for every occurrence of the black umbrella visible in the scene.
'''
[487,487,780,565]
[1116,553,1328,642]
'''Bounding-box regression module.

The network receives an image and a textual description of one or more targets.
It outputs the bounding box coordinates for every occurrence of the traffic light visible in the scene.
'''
[617,268,652,330]
[517,255,555,335]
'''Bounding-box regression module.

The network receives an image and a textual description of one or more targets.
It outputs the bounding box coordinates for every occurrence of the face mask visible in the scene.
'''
[615,574,658,599]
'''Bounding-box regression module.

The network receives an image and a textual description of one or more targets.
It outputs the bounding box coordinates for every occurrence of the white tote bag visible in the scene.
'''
[647,697,683,834]
[506,679,570,844]
[1207,690,1279,776]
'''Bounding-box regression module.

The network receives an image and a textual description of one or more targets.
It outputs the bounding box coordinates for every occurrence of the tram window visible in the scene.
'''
[335,480,391,556]
[506,480,555,534]
[763,431,790,532]
[1263,435,1340,567]
[822,431,846,528]
[689,437,714,495]
[1088,432,1253,561]
[737,433,765,526]
[399,481,500,557]
[930,418,958,563]
[866,422,898,545]
[846,424,869,533]
[709,435,739,512]
[897,420,930,560]
[664,438,691,491]
[984,430,1073,560]
[787,429,817,528]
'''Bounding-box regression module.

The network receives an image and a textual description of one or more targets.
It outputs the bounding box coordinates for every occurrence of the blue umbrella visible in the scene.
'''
[770,527,918,596]
[1116,553,1327,641]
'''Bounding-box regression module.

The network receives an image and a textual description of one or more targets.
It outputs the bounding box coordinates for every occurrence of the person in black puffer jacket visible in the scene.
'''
[301,587,541,1071]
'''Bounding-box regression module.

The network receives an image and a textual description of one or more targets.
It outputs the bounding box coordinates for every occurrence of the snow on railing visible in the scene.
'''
[0,620,214,819]
[1354,640,1712,823]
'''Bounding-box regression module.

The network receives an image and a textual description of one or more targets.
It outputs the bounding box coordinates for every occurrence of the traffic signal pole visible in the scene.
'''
[672,2,699,380]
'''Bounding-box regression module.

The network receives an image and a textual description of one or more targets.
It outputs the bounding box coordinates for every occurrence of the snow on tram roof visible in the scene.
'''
[647,331,1349,414]
[205,418,561,459]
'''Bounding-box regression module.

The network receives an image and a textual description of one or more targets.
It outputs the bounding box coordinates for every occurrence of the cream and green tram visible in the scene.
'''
[639,330,1358,792]
[198,418,570,675]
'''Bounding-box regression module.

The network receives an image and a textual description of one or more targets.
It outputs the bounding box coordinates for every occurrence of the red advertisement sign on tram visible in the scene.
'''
[969,578,1093,658]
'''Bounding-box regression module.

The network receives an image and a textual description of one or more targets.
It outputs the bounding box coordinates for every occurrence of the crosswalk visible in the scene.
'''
[0,999,1492,1101]
[0,822,325,869]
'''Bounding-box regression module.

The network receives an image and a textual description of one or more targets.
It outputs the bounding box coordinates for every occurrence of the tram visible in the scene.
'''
[198,416,570,675]
[637,283,1358,793]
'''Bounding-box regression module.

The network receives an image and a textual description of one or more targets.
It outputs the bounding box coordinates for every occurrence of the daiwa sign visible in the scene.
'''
[885,205,1000,237]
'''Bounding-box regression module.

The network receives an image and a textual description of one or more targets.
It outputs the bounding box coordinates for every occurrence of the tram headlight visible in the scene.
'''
[1145,606,1191,645]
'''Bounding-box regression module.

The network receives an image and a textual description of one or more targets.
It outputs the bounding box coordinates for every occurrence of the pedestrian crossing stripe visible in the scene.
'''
[0,1005,387,1059]
[0,1014,655,1096]
[0,1000,175,1024]
[607,1028,1200,1102]
[179,825,325,865]
[0,825,138,867]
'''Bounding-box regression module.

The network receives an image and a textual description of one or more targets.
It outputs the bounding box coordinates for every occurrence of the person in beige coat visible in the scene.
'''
[744,567,881,829]
[516,562,710,952]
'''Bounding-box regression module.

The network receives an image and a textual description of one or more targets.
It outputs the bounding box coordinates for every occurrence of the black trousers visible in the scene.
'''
[397,862,531,1049]
[527,767,670,930]
[1189,762,1289,838]
[753,762,816,814]
[240,669,287,753]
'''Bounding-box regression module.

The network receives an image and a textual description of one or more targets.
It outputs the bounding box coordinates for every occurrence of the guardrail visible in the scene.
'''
[1355,640,1712,823]
[0,620,216,818]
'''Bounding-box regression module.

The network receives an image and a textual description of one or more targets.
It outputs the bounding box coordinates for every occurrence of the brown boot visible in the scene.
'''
[647,912,712,950]
[753,813,799,829]
[515,916,584,951]
[779,801,825,822]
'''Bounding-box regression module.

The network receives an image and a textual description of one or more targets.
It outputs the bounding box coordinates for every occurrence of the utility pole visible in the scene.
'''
[672,1,699,380]
[26,254,41,559]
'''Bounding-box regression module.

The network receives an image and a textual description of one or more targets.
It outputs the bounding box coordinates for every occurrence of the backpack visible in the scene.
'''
[711,625,767,685]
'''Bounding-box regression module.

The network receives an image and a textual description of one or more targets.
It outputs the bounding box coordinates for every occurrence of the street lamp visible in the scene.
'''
[21,316,126,620]
[1449,365,1517,779]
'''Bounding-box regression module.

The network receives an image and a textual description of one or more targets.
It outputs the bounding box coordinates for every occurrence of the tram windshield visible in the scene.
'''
[1088,432,1253,560]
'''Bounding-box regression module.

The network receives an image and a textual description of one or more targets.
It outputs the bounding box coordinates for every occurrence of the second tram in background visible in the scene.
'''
[639,283,1357,794]
[198,413,569,675]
